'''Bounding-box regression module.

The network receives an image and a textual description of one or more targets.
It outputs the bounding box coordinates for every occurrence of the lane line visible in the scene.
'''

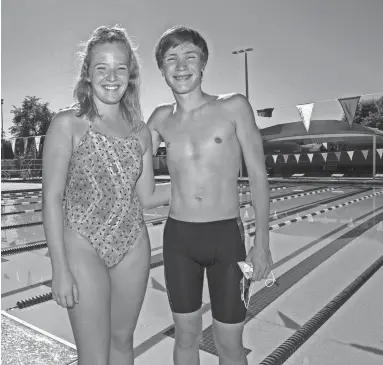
[248,190,383,235]
[258,252,383,365]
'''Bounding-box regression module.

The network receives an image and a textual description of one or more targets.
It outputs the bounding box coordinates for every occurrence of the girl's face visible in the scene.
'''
[88,42,131,106]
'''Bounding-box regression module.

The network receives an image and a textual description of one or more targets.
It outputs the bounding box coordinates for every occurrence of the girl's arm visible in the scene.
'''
[42,111,73,273]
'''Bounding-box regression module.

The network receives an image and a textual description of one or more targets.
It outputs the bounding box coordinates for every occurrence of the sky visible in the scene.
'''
[1,0,383,137]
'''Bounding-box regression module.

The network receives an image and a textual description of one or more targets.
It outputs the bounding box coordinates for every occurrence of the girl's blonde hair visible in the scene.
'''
[73,25,143,132]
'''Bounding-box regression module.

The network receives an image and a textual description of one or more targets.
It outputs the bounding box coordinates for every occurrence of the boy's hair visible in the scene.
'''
[73,25,143,132]
[155,25,209,69]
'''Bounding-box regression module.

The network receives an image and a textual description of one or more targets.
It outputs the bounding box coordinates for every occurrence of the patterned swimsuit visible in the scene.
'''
[64,122,144,269]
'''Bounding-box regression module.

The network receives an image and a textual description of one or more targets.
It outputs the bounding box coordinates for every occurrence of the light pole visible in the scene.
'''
[232,48,254,177]
[1,99,4,159]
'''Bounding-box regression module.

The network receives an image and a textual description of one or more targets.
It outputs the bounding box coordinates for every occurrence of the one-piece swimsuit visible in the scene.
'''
[64,122,144,269]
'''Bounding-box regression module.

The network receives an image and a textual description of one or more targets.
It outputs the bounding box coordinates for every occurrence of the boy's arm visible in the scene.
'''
[229,94,273,281]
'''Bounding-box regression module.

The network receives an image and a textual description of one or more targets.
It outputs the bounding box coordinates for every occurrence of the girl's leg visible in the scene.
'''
[64,228,112,365]
[109,227,151,365]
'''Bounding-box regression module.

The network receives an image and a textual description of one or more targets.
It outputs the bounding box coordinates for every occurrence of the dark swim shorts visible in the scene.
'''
[163,216,247,324]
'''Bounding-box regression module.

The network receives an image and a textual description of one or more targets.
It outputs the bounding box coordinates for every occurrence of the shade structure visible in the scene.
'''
[261,120,383,177]
[261,119,383,143]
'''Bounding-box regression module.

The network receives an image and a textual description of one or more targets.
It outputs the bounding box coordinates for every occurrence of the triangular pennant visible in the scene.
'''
[294,154,300,162]
[335,152,342,161]
[377,148,383,159]
[272,155,278,163]
[322,142,327,150]
[362,150,369,159]
[338,96,361,128]
[321,152,328,162]
[12,138,17,154]
[23,137,28,153]
[283,154,289,163]
[257,108,274,118]
[307,153,314,163]
[347,151,354,160]
[296,102,315,132]
[35,136,41,155]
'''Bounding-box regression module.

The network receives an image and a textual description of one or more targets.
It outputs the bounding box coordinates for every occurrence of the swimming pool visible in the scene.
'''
[2,177,383,365]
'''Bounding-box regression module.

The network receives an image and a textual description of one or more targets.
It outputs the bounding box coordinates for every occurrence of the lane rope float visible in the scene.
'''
[258,253,383,365]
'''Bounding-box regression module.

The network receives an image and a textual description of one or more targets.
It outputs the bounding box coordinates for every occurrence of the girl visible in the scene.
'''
[42,25,169,365]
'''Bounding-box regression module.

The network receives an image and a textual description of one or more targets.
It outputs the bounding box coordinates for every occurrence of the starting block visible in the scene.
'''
[291,173,305,183]
[331,173,344,181]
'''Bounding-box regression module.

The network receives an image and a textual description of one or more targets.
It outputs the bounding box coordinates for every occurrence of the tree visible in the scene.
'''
[342,96,383,131]
[9,96,56,137]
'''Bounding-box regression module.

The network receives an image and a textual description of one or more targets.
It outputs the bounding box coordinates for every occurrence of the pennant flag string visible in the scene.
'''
[253,91,382,114]
[267,149,383,164]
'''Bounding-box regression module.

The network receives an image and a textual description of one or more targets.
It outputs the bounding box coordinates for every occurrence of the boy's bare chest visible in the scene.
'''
[162,118,237,160]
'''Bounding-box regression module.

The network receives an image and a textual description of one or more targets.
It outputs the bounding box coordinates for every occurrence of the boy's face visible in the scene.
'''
[160,42,205,95]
